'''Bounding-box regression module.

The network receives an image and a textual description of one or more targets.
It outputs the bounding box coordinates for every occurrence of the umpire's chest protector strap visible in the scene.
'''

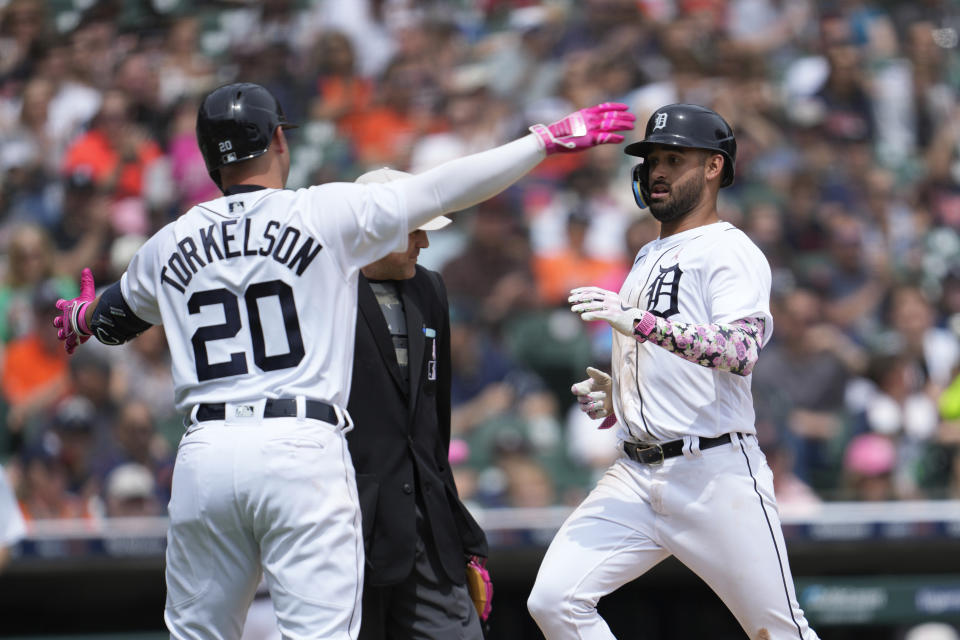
[90,281,153,345]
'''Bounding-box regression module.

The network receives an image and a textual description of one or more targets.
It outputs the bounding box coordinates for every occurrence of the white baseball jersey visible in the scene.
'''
[611,221,774,443]
[120,183,409,411]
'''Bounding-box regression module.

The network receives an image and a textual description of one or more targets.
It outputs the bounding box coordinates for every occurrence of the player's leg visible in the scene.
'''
[664,435,819,640]
[164,424,262,639]
[527,459,670,640]
[253,418,364,640]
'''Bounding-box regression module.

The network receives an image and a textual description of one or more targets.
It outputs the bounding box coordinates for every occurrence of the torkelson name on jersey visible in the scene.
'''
[160,219,322,293]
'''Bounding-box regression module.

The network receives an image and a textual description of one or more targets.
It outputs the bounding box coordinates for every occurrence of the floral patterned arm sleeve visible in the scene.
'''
[642,316,766,376]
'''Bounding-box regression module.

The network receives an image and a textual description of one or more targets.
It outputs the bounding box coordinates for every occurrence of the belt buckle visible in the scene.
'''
[637,442,664,466]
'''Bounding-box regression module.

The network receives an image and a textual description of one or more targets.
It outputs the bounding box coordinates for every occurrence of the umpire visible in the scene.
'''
[346,168,488,639]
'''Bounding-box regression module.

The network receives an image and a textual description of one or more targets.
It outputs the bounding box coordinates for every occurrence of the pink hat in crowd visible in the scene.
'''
[448,439,470,466]
[843,433,896,476]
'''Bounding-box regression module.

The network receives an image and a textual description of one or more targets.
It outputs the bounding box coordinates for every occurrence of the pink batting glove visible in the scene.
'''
[52,268,95,355]
[530,102,635,155]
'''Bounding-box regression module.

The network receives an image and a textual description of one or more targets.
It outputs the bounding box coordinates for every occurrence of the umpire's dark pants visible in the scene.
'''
[358,506,483,640]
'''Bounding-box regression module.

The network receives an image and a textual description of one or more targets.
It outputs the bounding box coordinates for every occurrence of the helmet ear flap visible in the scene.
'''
[631,162,650,209]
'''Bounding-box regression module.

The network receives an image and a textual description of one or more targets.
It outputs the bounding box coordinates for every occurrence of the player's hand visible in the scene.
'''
[53,268,95,355]
[571,366,613,419]
[530,103,635,155]
[569,286,642,337]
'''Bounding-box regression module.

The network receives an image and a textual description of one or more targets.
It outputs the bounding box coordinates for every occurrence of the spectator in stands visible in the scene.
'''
[499,452,558,508]
[15,39,100,166]
[62,348,116,450]
[0,0,48,82]
[162,96,221,215]
[336,57,430,168]
[752,286,855,491]
[61,88,162,203]
[0,224,76,343]
[308,30,374,124]
[841,432,899,501]
[851,351,940,498]
[885,284,960,391]
[156,15,216,109]
[49,169,113,281]
[42,396,102,498]
[443,196,537,330]
[91,400,174,507]
[17,425,93,521]
[763,438,822,513]
[534,207,628,308]
[0,279,70,440]
[67,8,118,91]
[103,462,161,518]
[108,326,179,449]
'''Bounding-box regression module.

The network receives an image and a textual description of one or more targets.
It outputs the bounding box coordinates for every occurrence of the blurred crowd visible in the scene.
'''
[1,0,960,527]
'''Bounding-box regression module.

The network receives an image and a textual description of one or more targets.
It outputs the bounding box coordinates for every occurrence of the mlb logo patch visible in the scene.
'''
[234,405,255,418]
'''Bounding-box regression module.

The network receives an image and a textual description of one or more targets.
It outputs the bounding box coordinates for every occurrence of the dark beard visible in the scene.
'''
[648,172,704,223]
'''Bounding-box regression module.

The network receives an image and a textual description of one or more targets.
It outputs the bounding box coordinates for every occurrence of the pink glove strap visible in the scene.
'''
[72,301,91,336]
[633,311,657,342]
[529,124,560,152]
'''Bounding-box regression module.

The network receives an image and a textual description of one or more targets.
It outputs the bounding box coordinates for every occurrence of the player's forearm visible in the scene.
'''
[396,136,544,229]
[642,316,765,376]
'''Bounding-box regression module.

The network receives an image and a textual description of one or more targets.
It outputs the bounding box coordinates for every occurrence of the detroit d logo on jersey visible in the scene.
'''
[645,264,682,318]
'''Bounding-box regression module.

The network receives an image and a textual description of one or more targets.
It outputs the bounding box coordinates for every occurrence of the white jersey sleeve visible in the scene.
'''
[703,228,774,345]
[120,229,168,326]
[302,181,409,276]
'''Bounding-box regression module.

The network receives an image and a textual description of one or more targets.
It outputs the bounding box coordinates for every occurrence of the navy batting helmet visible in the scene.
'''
[624,104,736,209]
[196,83,298,188]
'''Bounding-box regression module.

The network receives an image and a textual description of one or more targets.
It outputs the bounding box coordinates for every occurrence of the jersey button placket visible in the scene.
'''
[402,483,413,495]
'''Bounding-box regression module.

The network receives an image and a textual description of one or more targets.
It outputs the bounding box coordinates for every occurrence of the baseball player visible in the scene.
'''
[51,82,633,640]
[527,104,820,639]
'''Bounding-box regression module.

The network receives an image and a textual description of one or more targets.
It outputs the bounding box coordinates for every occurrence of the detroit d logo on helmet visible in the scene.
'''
[653,112,668,131]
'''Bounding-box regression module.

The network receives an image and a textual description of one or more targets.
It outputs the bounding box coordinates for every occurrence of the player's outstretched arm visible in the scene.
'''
[53,268,152,353]
[395,103,634,230]
[568,286,766,376]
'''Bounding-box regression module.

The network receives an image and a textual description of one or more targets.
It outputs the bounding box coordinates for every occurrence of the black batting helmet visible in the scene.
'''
[196,83,298,188]
[624,104,736,209]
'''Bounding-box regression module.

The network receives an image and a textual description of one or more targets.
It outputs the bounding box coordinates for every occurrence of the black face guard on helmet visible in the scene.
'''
[196,82,298,189]
[624,104,736,209]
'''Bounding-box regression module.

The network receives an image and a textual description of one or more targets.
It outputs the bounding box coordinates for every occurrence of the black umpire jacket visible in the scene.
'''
[346,266,488,587]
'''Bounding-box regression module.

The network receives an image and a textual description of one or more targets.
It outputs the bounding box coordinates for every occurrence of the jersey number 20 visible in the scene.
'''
[188,280,305,381]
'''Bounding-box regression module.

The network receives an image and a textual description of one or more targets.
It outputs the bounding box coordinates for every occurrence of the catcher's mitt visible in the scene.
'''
[466,556,493,621]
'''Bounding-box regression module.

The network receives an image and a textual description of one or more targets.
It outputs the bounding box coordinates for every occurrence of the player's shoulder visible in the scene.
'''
[698,222,766,258]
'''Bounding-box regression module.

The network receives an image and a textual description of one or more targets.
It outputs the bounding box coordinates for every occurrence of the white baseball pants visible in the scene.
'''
[528,433,819,640]
[164,409,364,640]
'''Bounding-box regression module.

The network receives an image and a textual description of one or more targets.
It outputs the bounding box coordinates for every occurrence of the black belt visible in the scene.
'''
[195,399,338,425]
[624,433,733,465]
